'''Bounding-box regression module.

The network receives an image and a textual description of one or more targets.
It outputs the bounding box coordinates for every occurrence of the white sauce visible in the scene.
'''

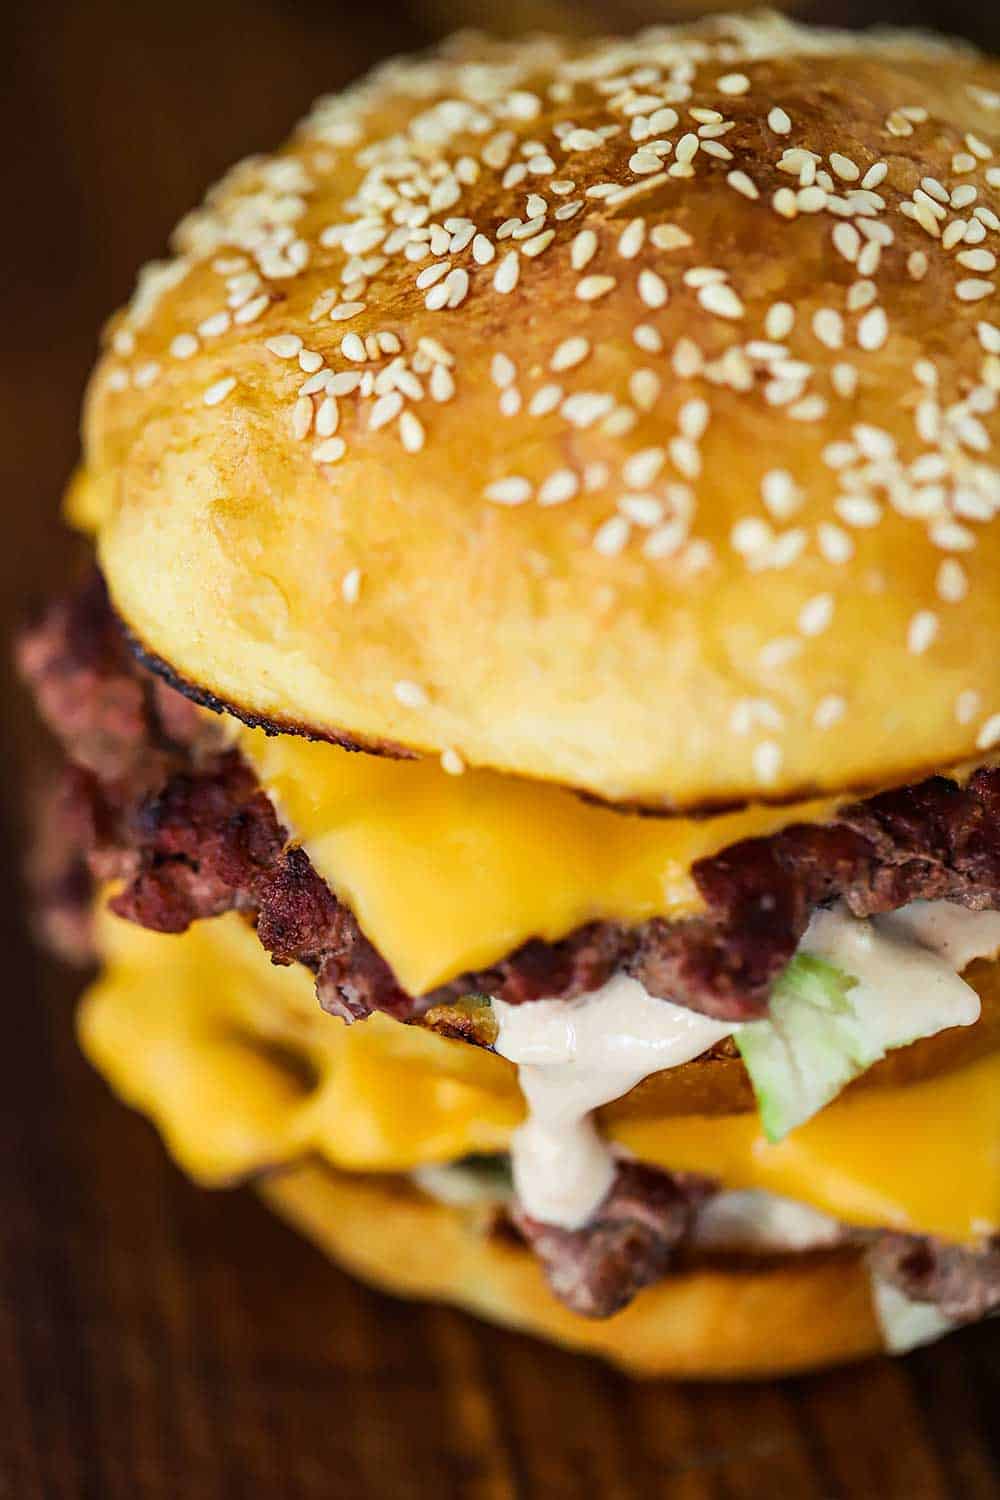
[877,900,1000,972]
[691,1191,842,1253]
[804,903,983,1047]
[493,975,733,1228]
[492,900,1000,1231]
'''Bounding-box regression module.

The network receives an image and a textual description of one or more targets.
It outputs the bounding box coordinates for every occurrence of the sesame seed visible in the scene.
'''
[623,448,666,489]
[675,132,699,165]
[393,680,429,709]
[727,170,758,200]
[814,695,846,730]
[312,436,346,464]
[799,594,834,636]
[522,229,556,258]
[957,691,981,726]
[629,369,661,410]
[629,150,664,176]
[638,268,668,308]
[813,308,844,349]
[440,748,465,776]
[203,376,236,406]
[234,293,269,325]
[958,249,997,273]
[266,333,303,358]
[759,638,802,670]
[937,559,967,602]
[767,107,792,135]
[570,229,598,269]
[650,224,692,251]
[761,470,802,519]
[672,338,703,378]
[576,274,616,301]
[861,161,888,189]
[170,333,199,359]
[977,714,1000,751]
[529,384,563,416]
[698,283,744,319]
[341,332,367,362]
[772,187,798,219]
[956,280,996,303]
[593,516,630,556]
[538,468,579,506]
[472,234,495,265]
[369,392,403,430]
[765,302,795,339]
[484,476,532,506]
[491,353,517,388]
[832,362,859,398]
[551,336,590,371]
[341,568,362,604]
[198,311,230,338]
[679,398,709,440]
[717,73,750,96]
[330,300,367,320]
[617,219,646,258]
[797,186,828,213]
[493,251,520,294]
[817,522,854,564]
[633,322,662,353]
[618,494,663,526]
[829,152,860,182]
[752,741,782,784]
[907,611,939,655]
[315,396,339,437]
[857,306,888,350]
[399,411,425,453]
[429,364,455,402]
[291,396,313,440]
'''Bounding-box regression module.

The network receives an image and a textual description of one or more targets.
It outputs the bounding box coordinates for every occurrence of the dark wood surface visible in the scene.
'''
[2,2,997,1495]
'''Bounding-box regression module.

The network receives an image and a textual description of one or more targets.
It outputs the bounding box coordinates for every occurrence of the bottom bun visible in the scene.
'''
[260,1163,883,1379]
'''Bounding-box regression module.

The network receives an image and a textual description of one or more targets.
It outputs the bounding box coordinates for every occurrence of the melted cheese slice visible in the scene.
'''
[239,728,842,996]
[82,909,999,1244]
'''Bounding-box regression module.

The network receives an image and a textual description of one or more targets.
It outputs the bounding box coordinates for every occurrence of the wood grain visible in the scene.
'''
[1,2,997,1496]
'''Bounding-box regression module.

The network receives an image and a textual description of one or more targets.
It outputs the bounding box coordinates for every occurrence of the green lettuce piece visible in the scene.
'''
[737,907,982,1142]
[737,955,864,1142]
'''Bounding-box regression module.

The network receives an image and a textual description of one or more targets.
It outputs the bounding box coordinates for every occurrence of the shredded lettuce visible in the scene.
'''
[737,953,863,1141]
[737,907,981,1142]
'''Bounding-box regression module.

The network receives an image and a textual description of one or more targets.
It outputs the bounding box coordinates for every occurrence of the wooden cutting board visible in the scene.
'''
[1,1,997,1494]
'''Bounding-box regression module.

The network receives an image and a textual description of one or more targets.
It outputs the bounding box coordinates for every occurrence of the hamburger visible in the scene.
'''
[17,10,1000,1378]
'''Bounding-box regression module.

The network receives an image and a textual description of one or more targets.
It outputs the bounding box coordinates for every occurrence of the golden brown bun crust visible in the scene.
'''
[82,15,1000,808]
[261,1162,882,1378]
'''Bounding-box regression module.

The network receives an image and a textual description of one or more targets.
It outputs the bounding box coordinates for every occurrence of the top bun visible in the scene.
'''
[81,12,1000,810]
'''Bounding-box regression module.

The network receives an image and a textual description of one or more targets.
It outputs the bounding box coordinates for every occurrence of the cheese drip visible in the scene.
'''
[239,726,841,996]
[494,901,999,1230]
[82,907,1000,1243]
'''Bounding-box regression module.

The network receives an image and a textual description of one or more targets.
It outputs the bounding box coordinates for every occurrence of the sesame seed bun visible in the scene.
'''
[260,1162,883,1378]
[80,13,1000,809]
